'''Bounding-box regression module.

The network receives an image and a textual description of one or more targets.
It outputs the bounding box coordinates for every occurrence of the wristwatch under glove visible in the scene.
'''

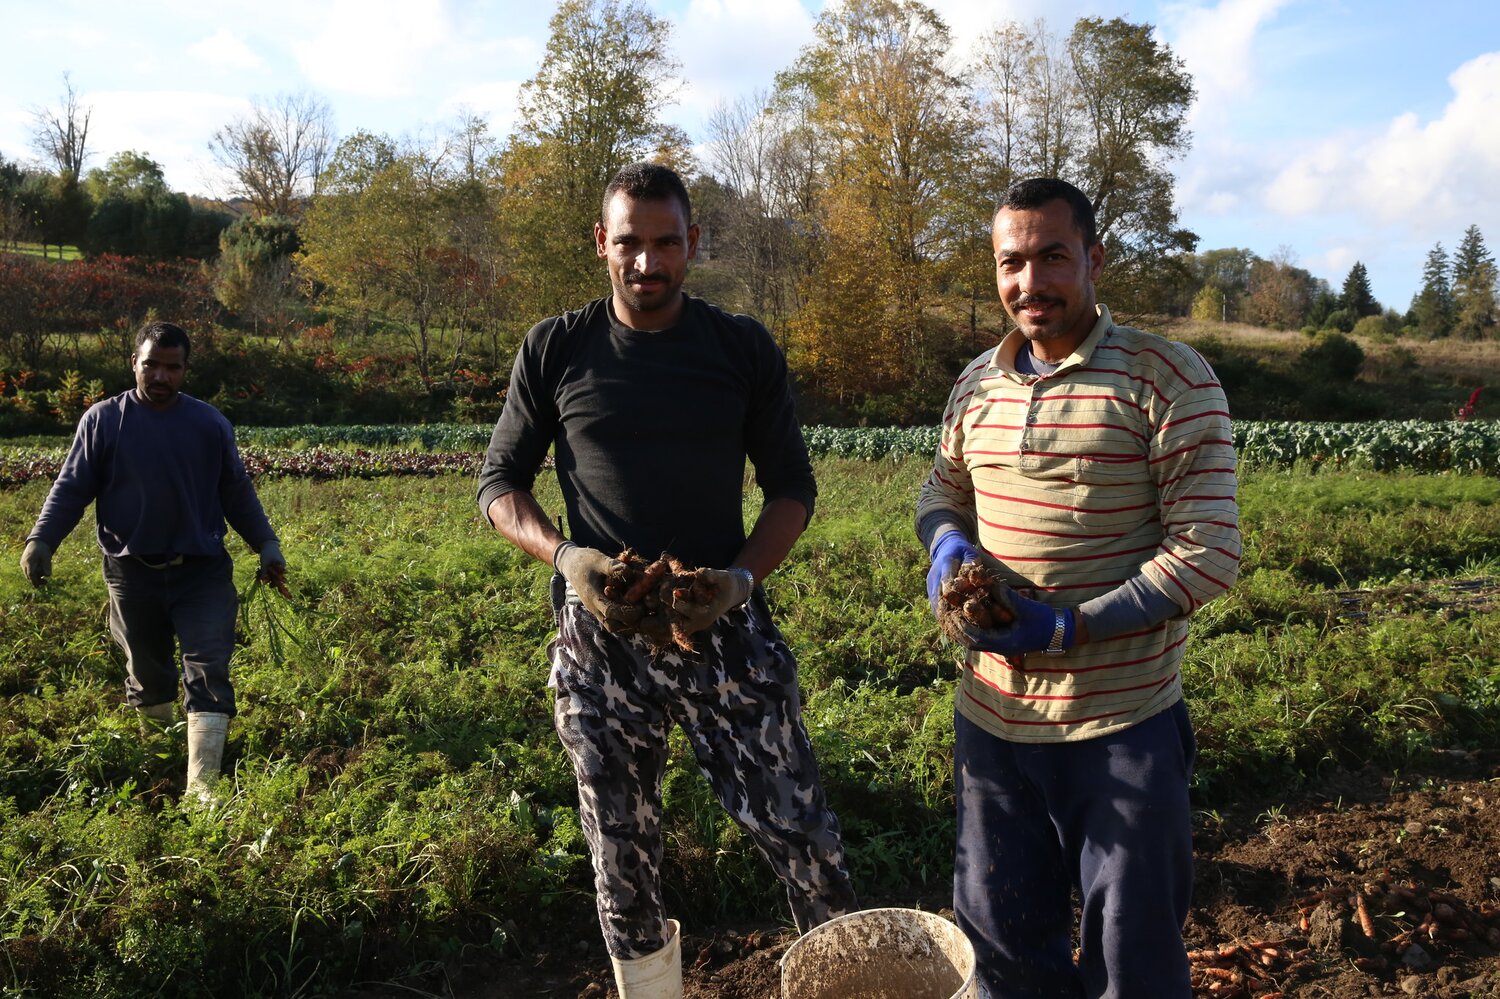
[959,588,1076,657]
[671,567,754,635]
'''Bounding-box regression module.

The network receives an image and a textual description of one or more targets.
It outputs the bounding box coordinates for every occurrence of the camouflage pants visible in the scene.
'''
[549,586,858,960]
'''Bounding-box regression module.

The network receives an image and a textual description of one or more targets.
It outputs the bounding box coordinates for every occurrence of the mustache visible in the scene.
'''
[1014,294,1062,308]
[626,272,668,283]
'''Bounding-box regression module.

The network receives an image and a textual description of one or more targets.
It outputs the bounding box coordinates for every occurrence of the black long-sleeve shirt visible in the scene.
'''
[29,390,277,558]
[476,295,816,569]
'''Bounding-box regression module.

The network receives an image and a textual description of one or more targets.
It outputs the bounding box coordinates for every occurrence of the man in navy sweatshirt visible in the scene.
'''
[20,320,286,801]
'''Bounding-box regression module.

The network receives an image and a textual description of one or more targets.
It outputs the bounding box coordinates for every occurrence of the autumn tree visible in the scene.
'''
[497,0,684,323]
[215,214,302,335]
[298,126,506,381]
[775,0,980,411]
[969,17,1197,317]
[1452,225,1497,340]
[1187,247,1256,321]
[1244,248,1316,330]
[1190,285,1225,323]
[433,112,512,368]
[700,91,818,332]
[210,92,335,218]
[1409,242,1453,338]
[1066,17,1198,314]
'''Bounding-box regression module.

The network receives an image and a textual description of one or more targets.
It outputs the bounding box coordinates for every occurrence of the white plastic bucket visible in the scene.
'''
[780,907,978,999]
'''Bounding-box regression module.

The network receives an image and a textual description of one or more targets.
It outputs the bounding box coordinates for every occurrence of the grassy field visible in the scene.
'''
[1,458,1499,996]
[1,242,82,262]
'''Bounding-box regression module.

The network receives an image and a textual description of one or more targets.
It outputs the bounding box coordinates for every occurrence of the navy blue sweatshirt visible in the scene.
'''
[29,390,277,558]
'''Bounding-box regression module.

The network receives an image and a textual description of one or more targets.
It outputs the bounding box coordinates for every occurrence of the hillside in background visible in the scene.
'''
[1,313,1497,437]
[1160,318,1497,423]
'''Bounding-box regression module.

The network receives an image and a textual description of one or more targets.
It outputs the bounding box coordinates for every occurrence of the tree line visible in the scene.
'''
[3,0,1496,426]
[1169,231,1496,342]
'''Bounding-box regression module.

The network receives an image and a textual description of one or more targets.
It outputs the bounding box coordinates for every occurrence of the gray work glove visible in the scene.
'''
[21,539,52,587]
[554,541,641,631]
[671,567,754,636]
[257,540,289,596]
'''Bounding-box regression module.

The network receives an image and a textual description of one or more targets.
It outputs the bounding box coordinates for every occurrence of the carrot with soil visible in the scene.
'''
[935,561,1016,645]
[603,548,739,653]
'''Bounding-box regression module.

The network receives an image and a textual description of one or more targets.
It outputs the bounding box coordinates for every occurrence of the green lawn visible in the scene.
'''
[2,241,82,261]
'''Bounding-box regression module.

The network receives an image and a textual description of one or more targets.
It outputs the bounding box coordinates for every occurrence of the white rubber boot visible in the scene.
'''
[186,712,230,802]
[610,919,682,999]
[136,701,175,734]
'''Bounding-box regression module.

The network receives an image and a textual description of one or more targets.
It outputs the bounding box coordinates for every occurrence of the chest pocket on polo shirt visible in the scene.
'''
[1068,450,1154,528]
[1014,446,1076,480]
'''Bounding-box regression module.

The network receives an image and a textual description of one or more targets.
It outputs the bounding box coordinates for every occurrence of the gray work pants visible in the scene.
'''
[102,551,238,716]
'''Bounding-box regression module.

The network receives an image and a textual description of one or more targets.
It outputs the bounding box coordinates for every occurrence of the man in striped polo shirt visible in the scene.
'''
[915,177,1241,998]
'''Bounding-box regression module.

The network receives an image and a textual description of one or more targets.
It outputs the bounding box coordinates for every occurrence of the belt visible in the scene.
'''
[132,554,186,570]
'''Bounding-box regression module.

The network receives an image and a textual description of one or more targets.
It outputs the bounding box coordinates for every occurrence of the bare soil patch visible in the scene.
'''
[352,755,1500,998]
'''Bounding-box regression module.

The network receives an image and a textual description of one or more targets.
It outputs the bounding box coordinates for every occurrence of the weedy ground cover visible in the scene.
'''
[0,461,1498,996]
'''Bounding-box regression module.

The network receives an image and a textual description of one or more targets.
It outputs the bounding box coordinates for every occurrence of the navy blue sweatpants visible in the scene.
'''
[953,700,1196,999]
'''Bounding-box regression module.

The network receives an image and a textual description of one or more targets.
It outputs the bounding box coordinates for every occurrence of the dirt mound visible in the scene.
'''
[352,758,1500,998]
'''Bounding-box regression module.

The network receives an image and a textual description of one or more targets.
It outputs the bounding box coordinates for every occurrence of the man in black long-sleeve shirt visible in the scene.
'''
[21,321,286,801]
[476,162,855,999]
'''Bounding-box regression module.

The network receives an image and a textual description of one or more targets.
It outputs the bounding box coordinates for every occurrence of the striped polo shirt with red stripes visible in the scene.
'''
[916,305,1242,743]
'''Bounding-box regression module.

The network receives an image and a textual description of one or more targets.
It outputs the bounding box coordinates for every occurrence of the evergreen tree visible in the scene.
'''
[1452,225,1498,340]
[1340,261,1379,318]
[1409,242,1453,338]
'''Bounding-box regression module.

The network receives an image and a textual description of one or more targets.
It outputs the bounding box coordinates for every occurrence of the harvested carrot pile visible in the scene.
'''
[1294,874,1500,968]
[600,548,726,653]
[935,560,1016,645]
[1187,939,1312,997]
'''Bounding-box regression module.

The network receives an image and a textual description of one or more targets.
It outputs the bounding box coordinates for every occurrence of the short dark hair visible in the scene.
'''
[996,178,1097,248]
[602,161,693,227]
[134,320,192,361]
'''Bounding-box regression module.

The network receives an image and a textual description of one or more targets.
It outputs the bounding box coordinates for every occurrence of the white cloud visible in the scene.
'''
[1313,245,1358,282]
[293,0,457,98]
[1163,0,1291,127]
[671,0,817,129]
[442,80,525,140]
[1265,51,1500,226]
[188,28,263,71]
[84,90,250,196]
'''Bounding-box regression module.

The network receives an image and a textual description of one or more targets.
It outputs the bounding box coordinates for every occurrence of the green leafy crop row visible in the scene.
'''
[5,420,1498,486]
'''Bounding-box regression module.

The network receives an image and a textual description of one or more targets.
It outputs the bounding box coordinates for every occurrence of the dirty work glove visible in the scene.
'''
[926,530,980,615]
[672,567,754,635]
[960,589,1075,656]
[21,539,53,587]
[257,541,289,595]
[554,541,638,629]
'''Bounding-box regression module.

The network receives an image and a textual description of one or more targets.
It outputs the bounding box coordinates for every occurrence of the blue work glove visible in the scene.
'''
[960,589,1076,655]
[926,530,981,615]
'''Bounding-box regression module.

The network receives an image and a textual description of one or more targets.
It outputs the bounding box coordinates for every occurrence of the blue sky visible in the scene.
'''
[3,0,1498,311]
